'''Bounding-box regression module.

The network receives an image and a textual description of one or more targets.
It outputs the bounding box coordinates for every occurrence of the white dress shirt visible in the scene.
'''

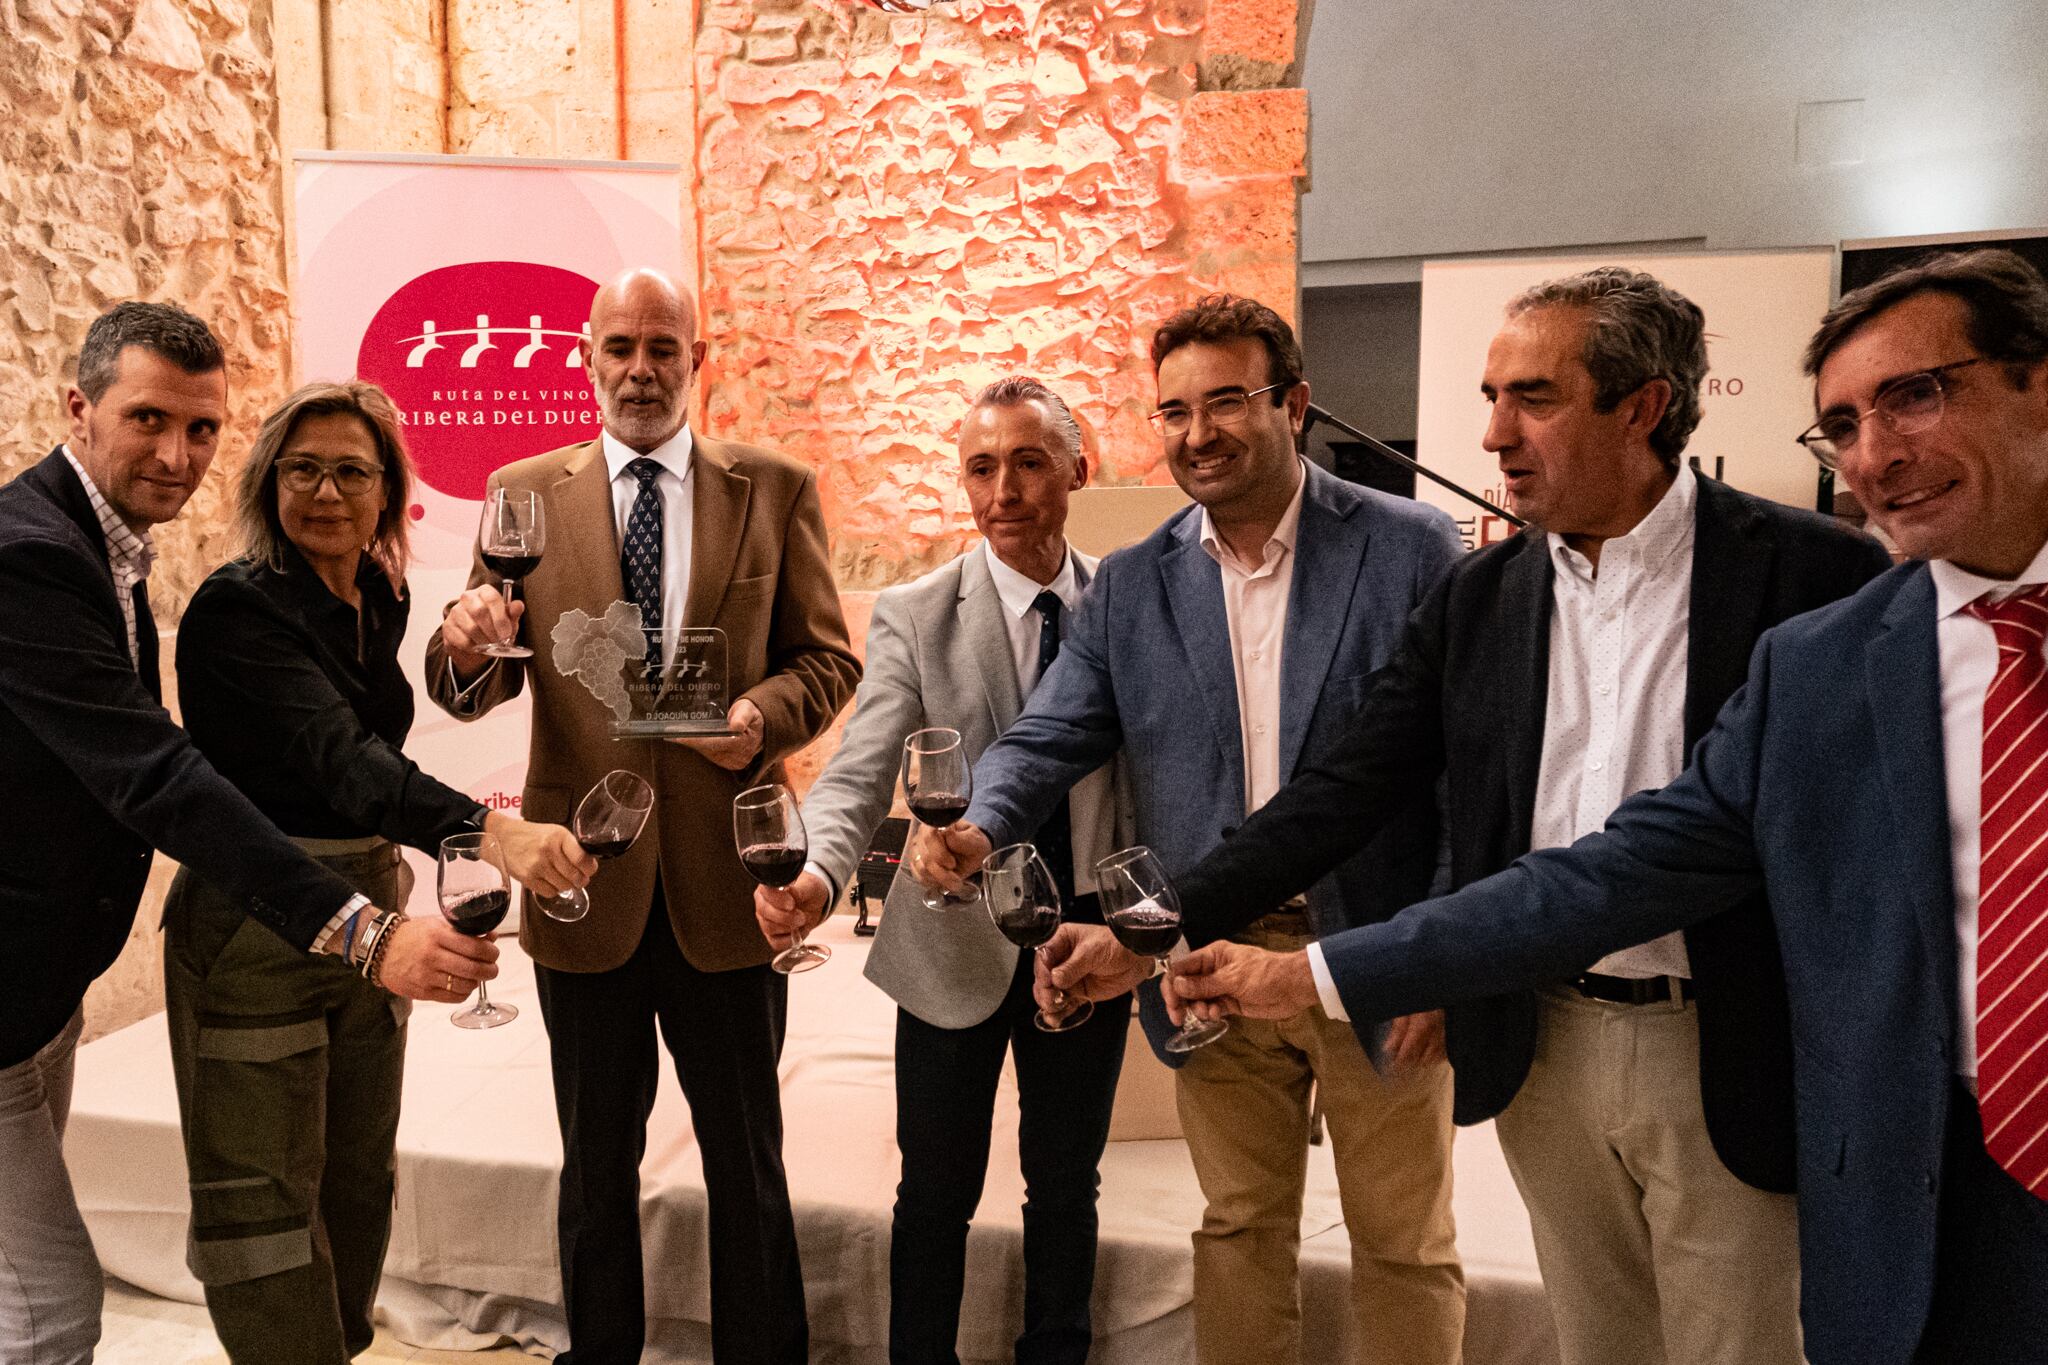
[1931,537,2048,1079]
[1309,464,1700,1015]
[982,542,1114,895]
[601,426,695,668]
[1199,459,1307,816]
[62,446,154,669]
[1534,463,1696,980]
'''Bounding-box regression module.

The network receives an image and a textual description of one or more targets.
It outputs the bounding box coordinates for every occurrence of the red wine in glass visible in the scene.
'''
[438,832,518,1029]
[982,842,1089,1032]
[477,489,544,659]
[1097,846,1225,1053]
[901,727,975,909]
[443,887,509,937]
[735,784,827,974]
[545,769,655,924]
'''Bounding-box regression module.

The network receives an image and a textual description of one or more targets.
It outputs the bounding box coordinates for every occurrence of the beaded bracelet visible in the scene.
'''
[359,910,402,989]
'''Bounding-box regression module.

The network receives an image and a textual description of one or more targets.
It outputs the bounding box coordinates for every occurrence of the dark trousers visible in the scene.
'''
[890,954,1130,1365]
[1913,1083,2048,1363]
[534,891,806,1365]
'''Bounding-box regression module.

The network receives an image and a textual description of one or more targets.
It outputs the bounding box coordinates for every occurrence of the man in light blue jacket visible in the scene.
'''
[756,377,1129,1364]
[913,297,1468,1365]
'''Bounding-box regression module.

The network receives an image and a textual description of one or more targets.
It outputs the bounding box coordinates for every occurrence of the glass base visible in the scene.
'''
[1035,999,1094,1033]
[453,1000,518,1029]
[773,942,830,974]
[542,888,589,922]
[1163,1017,1228,1053]
[478,640,533,659]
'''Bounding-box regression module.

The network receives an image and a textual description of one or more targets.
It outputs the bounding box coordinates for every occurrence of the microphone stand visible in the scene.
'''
[1303,402,1525,529]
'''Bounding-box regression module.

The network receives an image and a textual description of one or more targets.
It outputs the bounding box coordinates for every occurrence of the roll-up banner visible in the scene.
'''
[292,152,684,904]
[1417,249,1834,549]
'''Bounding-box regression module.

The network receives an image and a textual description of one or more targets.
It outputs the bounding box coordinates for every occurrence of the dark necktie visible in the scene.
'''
[1030,589,1078,908]
[620,458,665,676]
[132,580,161,703]
[1965,586,2048,1200]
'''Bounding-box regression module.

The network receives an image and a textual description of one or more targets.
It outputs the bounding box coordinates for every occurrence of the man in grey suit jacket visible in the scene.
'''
[913,297,1468,1365]
[755,377,1130,1365]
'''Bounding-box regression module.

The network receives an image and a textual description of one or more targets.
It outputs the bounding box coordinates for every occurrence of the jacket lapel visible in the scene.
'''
[1686,476,1774,749]
[684,436,750,631]
[958,548,1023,733]
[1864,566,1960,994]
[548,439,625,621]
[1497,535,1553,851]
[1279,475,1364,778]
[1159,516,1247,806]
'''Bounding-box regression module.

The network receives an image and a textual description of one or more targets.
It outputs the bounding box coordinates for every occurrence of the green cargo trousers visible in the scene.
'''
[163,838,410,1365]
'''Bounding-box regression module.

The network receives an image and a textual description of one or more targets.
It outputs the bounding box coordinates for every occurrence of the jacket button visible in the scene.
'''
[1924,1170,1937,1194]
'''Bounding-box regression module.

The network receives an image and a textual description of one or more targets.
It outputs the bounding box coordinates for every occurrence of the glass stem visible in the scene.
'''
[502,578,520,645]
[476,978,491,1014]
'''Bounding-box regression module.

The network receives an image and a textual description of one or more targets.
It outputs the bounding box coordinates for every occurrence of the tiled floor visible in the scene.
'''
[99,1279,538,1362]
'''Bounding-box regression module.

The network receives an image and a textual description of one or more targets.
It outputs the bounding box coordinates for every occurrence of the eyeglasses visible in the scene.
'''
[1796,358,1983,469]
[277,456,385,496]
[1147,382,1289,437]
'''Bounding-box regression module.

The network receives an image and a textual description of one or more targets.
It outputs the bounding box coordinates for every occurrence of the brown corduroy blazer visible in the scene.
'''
[427,434,860,974]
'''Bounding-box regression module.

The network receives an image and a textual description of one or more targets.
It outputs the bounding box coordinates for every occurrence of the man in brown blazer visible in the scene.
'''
[428,267,860,1365]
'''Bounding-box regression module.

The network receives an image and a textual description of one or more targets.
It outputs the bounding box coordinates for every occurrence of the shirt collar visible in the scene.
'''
[602,424,695,486]
[984,540,1080,620]
[1931,535,2048,620]
[61,445,156,580]
[1198,457,1308,575]
[1547,460,1697,580]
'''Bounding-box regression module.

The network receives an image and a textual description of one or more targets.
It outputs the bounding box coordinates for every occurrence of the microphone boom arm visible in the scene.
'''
[1305,402,1525,529]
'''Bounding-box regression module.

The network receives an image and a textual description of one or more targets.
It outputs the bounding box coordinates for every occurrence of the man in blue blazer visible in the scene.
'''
[0,303,496,1364]
[1158,250,2048,1364]
[914,296,1468,1364]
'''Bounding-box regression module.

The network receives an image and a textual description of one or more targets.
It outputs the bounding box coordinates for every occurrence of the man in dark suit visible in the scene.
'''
[0,302,498,1364]
[1154,248,2048,1364]
[429,267,860,1365]
[1040,268,1890,1364]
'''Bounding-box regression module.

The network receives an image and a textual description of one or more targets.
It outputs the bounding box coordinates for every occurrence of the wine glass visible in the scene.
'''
[439,832,517,1029]
[1096,845,1226,1053]
[735,784,826,974]
[902,727,975,910]
[478,488,545,659]
[542,769,655,923]
[982,842,1091,1033]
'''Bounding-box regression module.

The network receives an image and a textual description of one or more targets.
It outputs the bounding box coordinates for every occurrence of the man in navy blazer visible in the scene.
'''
[913,296,1468,1364]
[1161,250,2048,1364]
[0,303,495,1364]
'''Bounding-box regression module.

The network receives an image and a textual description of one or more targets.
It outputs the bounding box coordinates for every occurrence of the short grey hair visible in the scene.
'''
[970,376,1083,465]
[75,301,225,402]
[1507,267,1708,468]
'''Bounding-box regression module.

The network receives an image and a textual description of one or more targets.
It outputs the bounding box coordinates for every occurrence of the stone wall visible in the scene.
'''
[693,0,1307,589]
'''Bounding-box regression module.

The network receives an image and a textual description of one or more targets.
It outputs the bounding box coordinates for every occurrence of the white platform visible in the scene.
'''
[64,918,1556,1364]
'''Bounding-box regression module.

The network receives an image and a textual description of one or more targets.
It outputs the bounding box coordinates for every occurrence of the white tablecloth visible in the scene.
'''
[65,918,1555,1364]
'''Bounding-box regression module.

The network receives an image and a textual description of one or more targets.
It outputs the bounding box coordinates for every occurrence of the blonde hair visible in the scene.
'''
[235,380,415,586]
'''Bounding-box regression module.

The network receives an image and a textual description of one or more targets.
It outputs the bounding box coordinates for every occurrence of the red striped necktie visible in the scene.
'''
[1966,585,2048,1199]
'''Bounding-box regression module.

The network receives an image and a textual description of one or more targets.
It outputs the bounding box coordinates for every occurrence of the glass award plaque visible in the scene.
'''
[551,602,730,738]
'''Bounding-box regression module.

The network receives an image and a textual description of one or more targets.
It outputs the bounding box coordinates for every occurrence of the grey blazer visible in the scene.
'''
[804,544,1128,1029]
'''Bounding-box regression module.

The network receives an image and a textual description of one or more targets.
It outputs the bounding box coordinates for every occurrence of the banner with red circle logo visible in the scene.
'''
[294,153,684,894]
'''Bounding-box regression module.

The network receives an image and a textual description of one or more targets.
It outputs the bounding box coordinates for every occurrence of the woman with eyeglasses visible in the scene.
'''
[158,380,594,1362]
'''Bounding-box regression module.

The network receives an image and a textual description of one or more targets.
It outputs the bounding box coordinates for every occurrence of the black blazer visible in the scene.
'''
[1178,474,1891,1191]
[0,450,353,1068]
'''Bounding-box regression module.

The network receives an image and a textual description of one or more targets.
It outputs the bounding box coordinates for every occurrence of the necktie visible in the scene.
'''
[1966,585,2048,1199]
[621,458,665,676]
[1030,589,1079,910]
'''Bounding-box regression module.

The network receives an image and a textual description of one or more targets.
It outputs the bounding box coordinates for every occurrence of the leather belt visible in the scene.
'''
[1572,972,1694,1006]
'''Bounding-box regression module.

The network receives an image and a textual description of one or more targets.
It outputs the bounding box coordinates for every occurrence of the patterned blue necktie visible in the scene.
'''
[1031,589,1079,910]
[621,458,665,676]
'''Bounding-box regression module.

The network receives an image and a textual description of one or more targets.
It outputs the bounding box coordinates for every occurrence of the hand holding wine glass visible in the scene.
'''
[477,488,544,659]
[735,783,826,973]
[901,727,980,909]
[982,843,1091,1032]
[439,832,518,1029]
[1097,845,1227,1053]
[542,770,655,923]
